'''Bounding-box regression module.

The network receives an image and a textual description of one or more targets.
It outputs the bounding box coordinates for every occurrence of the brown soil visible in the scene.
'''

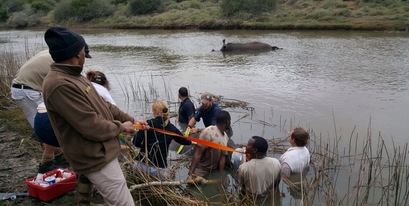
[0,128,81,205]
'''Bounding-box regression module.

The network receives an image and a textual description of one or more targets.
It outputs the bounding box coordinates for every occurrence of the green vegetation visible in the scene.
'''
[0,47,32,137]
[0,0,407,30]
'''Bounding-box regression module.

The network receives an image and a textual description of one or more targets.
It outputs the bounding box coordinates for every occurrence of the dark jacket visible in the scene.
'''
[42,63,134,174]
[178,97,195,124]
[193,102,221,127]
[133,117,191,168]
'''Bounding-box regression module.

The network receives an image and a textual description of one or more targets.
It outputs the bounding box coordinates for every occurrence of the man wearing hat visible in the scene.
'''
[10,47,94,175]
[42,26,143,206]
[187,92,233,137]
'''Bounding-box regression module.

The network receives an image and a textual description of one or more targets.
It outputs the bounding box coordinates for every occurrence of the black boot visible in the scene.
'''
[76,174,93,206]
[54,153,69,168]
[38,161,57,174]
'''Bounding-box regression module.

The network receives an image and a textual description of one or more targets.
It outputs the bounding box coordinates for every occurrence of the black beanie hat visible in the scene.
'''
[44,27,86,62]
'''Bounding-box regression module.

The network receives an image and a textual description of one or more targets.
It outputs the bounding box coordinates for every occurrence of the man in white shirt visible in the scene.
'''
[238,136,281,197]
[280,127,310,176]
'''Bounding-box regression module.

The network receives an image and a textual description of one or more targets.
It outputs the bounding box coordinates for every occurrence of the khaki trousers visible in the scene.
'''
[86,158,134,206]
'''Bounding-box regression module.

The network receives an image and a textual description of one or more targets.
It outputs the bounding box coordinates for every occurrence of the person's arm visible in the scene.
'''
[132,131,144,147]
[281,162,292,177]
[237,165,246,196]
[188,117,199,134]
[186,102,196,121]
[274,172,281,188]
[132,120,151,147]
[47,84,125,142]
[210,105,221,125]
[170,125,192,145]
[188,145,205,176]
[187,117,196,128]
[218,153,227,172]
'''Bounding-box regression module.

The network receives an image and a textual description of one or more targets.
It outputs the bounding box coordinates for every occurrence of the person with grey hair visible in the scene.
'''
[187,92,233,137]
[42,26,146,206]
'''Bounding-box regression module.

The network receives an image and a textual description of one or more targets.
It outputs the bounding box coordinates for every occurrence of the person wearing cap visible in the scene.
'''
[188,110,231,178]
[42,26,145,206]
[10,45,92,129]
[238,136,281,200]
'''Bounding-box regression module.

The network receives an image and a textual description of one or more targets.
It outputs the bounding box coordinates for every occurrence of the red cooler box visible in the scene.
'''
[25,169,77,202]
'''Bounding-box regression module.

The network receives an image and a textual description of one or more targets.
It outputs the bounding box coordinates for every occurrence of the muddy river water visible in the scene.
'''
[2,29,408,146]
[1,29,409,204]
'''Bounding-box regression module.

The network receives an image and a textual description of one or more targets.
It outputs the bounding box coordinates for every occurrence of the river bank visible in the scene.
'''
[1,0,409,31]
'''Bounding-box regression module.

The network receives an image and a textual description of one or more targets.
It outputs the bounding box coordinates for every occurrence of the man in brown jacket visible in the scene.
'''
[42,26,144,206]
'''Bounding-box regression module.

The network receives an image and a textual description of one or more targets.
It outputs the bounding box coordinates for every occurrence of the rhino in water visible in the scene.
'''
[220,39,281,52]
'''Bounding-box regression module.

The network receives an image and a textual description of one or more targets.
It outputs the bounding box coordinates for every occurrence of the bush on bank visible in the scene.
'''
[0,0,408,30]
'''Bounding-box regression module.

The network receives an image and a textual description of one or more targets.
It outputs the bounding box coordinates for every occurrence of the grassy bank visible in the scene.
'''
[0,47,32,137]
[102,0,409,31]
[1,0,409,31]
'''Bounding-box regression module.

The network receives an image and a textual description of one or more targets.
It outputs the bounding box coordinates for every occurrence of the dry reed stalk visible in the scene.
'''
[112,71,409,205]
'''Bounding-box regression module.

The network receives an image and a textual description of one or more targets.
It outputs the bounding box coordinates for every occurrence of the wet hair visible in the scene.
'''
[251,136,268,154]
[178,87,188,97]
[86,70,110,90]
[151,100,170,127]
[216,110,230,125]
[291,127,309,146]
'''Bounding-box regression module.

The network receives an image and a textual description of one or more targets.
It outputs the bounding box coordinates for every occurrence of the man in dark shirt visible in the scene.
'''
[177,87,195,133]
[188,92,220,133]
[188,92,232,137]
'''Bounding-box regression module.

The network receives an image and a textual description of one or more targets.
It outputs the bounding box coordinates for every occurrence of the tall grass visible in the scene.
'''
[0,45,22,108]
[115,78,409,205]
[0,39,39,109]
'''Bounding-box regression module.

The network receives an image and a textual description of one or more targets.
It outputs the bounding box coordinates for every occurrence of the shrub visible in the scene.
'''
[0,0,25,13]
[54,0,72,22]
[30,0,56,13]
[0,9,8,22]
[220,0,277,17]
[6,5,40,28]
[127,0,164,15]
[112,0,128,5]
[54,0,115,22]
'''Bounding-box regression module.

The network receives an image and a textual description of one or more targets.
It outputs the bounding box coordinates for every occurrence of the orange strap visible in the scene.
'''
[133,124,244,154]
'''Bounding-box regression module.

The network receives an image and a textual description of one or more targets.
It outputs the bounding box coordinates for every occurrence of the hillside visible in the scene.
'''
[1,0,409,31]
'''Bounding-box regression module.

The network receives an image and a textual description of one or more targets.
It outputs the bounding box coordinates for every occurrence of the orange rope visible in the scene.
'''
[133,124,244,154]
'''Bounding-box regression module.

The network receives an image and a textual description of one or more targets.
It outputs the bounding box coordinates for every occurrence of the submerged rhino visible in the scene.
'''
[220,39,281,52]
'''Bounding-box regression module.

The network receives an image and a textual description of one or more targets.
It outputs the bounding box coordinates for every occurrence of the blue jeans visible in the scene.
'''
[11,87,42,128]
[34,112,59,147]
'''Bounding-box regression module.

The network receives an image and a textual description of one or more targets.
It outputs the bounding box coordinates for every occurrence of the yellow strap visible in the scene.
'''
[177,127,191,154]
